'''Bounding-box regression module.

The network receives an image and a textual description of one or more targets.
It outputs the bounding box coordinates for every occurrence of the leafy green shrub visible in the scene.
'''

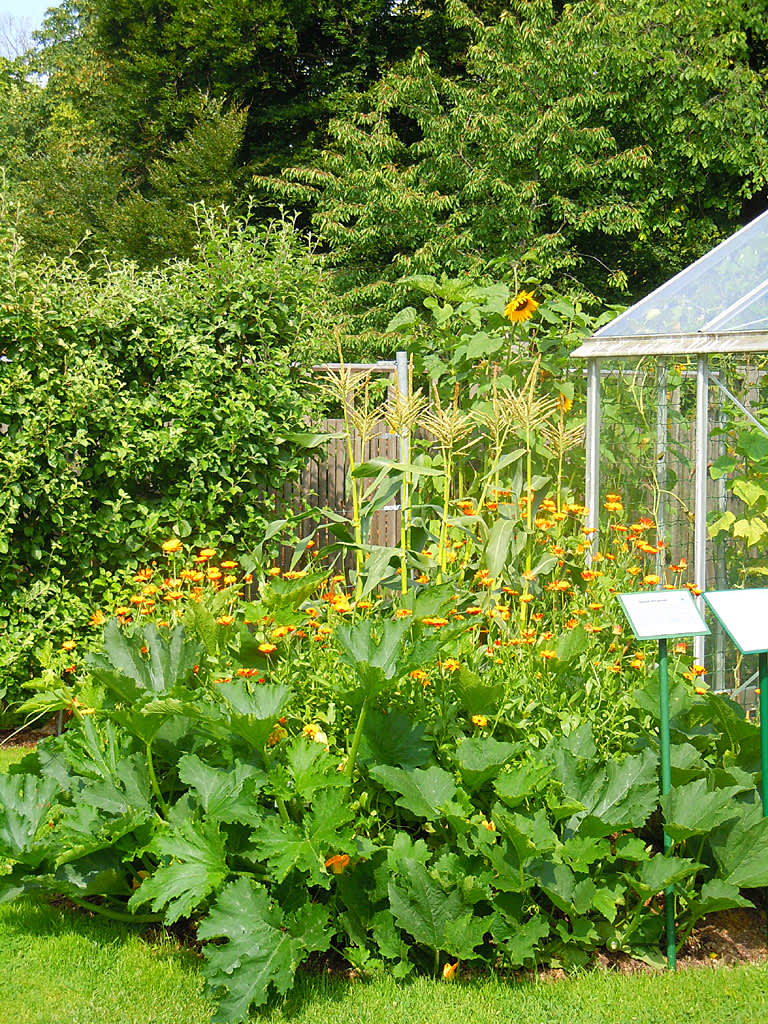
[0,202,333,712]
[2,561,768,1022]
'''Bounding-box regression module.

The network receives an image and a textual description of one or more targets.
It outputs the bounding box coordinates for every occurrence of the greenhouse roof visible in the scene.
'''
[572,207,768,357]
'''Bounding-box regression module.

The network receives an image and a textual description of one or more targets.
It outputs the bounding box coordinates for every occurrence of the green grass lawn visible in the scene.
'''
[2,746,768,1024]
[0,898,766,1024]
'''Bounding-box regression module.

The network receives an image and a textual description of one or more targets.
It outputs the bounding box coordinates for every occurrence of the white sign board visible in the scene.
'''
[703,589,768,655]
[617,589,710,641]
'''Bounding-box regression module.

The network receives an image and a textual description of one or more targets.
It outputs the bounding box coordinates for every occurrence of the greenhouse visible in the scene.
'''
[573,208,768,698]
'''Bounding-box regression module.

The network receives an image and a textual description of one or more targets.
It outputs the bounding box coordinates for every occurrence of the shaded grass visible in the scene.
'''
[0,745,30,773]
[1,898,767,1024]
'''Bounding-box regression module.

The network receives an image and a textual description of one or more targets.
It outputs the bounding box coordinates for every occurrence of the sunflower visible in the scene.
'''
[504,290,539,323]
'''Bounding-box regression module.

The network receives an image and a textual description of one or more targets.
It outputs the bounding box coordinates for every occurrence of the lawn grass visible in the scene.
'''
[2,746,768,1024]
[0,898,767,1024]
[0,744,32,773]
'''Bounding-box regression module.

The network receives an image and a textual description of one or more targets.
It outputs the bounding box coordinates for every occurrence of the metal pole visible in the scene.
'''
[585,358,601,563]
[760,651,768,947]
[656,361,668,581]
[396,350,410,537]
[659,637,676,971]
[693,355,709,669]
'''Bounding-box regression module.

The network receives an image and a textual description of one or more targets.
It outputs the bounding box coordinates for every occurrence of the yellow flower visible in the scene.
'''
[216,615,234,626]
[161,538,183,554]
[198,547,217,559]
[442,961,458,981]
[540,649,557,660]
[471,714,488,728]
[642,574,660,585]
[267,566,282,576]
[325,853,351,875]
[89,610,105,627]
[421,616,449,628]
[504,290,539,323]
[394,608,412,619]
[61,640,77,651]
[442,658,460,673]
[258,642,277,654]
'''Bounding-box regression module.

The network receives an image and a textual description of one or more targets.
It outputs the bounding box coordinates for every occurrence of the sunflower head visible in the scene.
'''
[504,290,539,323]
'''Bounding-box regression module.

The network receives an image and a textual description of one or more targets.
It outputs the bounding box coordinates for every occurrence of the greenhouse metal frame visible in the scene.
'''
[572,207,768,667]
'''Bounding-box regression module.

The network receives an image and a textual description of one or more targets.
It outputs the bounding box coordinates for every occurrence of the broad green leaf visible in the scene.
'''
[386,306,418,332]
[183,600,219,656]
[716,816,768,888]
[660,779,744,841]
[555,624,588,664]
[733,516,768,547]
[567,749,658,837]
[249,789,355,886]
[88,619,201,699]
[128,818,229,923]
[0,774,60,863]
[335,618,411,689]
[624,854,700,898]
[283,738,349,800]
[494,761,552,808]
[493,805,559,863]
[358,708,432,769]
[732,478,768,509]
[454,737,522,791]
[369,765,461,820]
[685,879,752,925]
[489,912,549,965]
[199,879,299,1022]
[178,754,265,824]
[388,859,486,959]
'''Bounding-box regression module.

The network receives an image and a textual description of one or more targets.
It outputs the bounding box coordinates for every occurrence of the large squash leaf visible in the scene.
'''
[128,818,229,922]
[199,879,330,1023]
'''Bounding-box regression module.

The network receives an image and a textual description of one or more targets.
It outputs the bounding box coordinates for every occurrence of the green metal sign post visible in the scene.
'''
[617,590,709,971]
[702,589,768,949]
[657,637,676,970]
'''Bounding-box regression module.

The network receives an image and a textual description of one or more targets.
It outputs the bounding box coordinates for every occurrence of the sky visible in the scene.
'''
[1,1,61,34]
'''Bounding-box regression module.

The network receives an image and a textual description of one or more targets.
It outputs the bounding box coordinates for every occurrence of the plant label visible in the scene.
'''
[703,588,768,655]
[617,589,710,641]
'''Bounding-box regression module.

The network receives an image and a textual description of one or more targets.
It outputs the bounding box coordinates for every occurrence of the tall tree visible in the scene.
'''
[268,0,768,321]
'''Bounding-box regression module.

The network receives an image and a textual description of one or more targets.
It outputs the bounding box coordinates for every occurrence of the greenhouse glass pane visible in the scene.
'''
[713,280,768,332]
[597,208,768,337]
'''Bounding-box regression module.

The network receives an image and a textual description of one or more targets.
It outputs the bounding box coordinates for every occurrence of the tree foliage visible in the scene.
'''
[0,201,333,706]
[267,0,768,321]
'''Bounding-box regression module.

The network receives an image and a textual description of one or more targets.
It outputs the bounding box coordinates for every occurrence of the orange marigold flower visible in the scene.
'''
[61,639,77,651]
[442,961,458,981]
[207,567,223,581]
[216,615,234,626]
[394,608,412,619]
[416,574,430,584]
[325,853,351,875]
[626,566,642,576]
[284,570,308,580]
[540,649,557,660]
[89,610,106,627]
[267,566,282,576]
[258,642,277,654]
[471,714,488,728]
[642,574,660,585]
[267,724,287,747]
[198,547,217,559]
[220,560,238,569]
[442,658,460,673]
[421,616,449,627]
[481,819,497,832]
[674,642,687,654]
[163,591,185,602]
[162,538,183,554]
